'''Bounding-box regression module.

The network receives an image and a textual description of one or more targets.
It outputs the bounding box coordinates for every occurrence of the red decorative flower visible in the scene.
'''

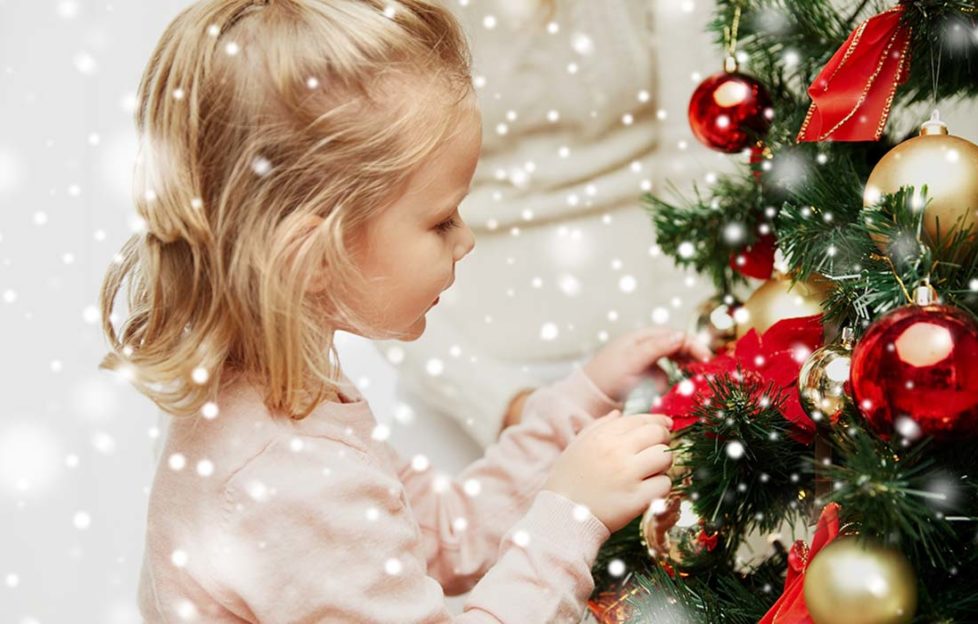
[655,314,824,444]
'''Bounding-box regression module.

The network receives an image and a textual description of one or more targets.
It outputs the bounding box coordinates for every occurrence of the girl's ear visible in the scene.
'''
[279,213,330,294]
[302,215,332,296]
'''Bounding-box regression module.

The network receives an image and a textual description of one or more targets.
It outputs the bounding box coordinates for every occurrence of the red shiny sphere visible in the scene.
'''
[688,71,773,153]
[850,303,978,440]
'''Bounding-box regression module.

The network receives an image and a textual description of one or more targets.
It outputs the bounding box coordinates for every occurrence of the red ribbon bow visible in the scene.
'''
[655,314,824,444]
[759,503,842,624]
[797,5,912,142]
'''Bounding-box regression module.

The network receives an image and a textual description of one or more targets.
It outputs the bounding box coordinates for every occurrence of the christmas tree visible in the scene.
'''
[588,1,978,622]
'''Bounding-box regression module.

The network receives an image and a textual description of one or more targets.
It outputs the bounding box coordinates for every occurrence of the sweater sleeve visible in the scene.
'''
[215,435,610,623]
[392,366,623,595]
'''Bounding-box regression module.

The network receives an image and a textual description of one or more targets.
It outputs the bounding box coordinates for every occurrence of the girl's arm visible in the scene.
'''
[216,433,609,622]
[387,366,622,594]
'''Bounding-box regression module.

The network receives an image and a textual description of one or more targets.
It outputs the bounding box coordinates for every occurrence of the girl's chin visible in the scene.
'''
[398,314,427,342]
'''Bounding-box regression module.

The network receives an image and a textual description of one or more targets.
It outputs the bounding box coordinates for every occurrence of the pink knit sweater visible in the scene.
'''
[138,366,622,622]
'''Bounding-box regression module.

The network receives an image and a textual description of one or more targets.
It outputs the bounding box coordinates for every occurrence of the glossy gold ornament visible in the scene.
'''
[804,538,917,624]
[639,492,701,563]
[863,112,978,248]
[798,327,854,425]
[690,294,746,352]
[737,274,827,337]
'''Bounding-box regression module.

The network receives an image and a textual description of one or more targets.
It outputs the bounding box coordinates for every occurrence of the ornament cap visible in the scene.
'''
[920,110,949,136]
[723,55,739,73]
[840,327,855,349]
[913,283,937,305]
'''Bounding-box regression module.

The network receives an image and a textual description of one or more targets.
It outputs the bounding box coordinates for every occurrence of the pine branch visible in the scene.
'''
[675,372,812,536]
[900,1,978,104]
[821,413,964,569]
[643,174,763,292]
[624,554,786,623]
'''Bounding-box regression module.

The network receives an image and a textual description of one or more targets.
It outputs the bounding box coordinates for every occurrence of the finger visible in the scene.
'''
[606,412,669,435]
[638,330,688,362]
[678,333,713,362]
[647,413,675,430]
[633,444,673,479]
[637,474,673,506]
[626,425,672,452]
[634,326,684,344]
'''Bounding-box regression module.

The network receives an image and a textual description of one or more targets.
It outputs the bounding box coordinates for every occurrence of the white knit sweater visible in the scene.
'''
[456,0,664,229]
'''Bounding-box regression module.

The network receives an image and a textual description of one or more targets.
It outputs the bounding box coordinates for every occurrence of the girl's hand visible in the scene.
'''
[544,410,675,533]
[582,327,712,403]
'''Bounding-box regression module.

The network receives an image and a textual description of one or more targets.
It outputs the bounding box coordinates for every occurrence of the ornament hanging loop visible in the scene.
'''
[920,109,948,136]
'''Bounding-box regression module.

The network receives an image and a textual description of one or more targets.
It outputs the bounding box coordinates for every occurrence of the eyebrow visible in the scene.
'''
[432,187,471,217]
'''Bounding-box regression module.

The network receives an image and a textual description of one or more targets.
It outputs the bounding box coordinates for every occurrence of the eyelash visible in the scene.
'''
[435,213,460,234]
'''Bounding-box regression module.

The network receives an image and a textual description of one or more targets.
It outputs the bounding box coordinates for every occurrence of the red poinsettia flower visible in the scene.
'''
[654,314,824,444]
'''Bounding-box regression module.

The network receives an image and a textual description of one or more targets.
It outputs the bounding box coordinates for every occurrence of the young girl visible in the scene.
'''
[100,1,708,621]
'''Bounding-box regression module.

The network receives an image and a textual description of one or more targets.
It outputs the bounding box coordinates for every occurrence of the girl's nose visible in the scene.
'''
[454,222,475,261]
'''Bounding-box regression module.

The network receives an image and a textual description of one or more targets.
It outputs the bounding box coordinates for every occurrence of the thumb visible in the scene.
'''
[581,408,622,433]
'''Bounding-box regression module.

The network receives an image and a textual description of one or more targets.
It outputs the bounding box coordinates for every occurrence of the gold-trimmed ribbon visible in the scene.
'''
[797,6,912,143]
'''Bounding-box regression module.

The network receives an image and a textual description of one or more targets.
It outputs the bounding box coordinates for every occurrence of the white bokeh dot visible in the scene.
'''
[726,440,745,460]
[201,402,219,420]
[171,549,188,567]
[371,424,391,441]
[411,454,430,472]
[73,510,91,530]
[572,504,591,522]
[191,367,209,384]
[426,358,444,376]
[168,453,186,471]
[618,275,637,293]
[196,459,214,477]
[385,558,402,575]
[463,478,481,497]
[540,322,559,341]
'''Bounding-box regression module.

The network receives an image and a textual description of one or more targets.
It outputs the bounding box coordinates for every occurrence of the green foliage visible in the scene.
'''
[675,373,812,535]
[597,1,978,621]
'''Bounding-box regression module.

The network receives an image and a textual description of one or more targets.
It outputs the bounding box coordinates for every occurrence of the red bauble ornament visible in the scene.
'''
[688,58,774,153]
[850,287,978,440]
[730,233,776,279]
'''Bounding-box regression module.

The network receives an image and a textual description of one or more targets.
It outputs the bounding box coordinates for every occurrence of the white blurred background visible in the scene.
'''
[3,1,975,622]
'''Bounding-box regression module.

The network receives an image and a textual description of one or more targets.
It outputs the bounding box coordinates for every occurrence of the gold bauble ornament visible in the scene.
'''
[737,274,827,337]
[864,111,978,247]
[690,294,746,352]
[798,327,854,425]
[639,491,702,564]
[804,538,917,624]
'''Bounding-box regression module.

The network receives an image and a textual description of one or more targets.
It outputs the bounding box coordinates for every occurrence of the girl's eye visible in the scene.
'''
[435,213,460,234]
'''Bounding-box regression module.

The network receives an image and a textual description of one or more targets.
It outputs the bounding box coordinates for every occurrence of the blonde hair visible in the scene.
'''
[99,0,473,420]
